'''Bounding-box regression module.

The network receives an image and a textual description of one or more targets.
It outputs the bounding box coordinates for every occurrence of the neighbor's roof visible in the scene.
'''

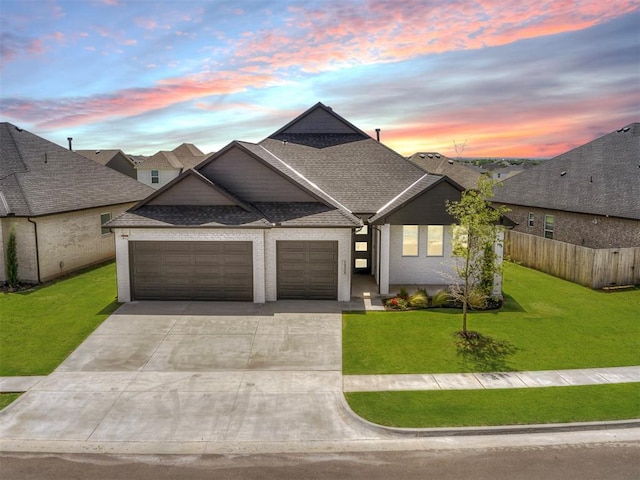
[492,123,640,220]
[76,149,133,167]
[136,151,183,169]
[259,102,427,214]
[408,152,481,190]
[0,123,155,217]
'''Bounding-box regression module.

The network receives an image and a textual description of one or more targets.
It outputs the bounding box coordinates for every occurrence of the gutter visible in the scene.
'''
[27,217,42,283]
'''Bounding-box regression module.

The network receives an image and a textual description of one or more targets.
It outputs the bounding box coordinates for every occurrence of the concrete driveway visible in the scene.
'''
[0,301,392,453]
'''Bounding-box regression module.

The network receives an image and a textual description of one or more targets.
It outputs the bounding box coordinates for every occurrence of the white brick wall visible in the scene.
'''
[114,227,352,303]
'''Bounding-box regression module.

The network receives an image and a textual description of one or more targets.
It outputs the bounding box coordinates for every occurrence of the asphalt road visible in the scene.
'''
[2,443,639,480]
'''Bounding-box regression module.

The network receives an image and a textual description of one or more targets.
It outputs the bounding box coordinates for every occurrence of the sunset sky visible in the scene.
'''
[1,0,638,158]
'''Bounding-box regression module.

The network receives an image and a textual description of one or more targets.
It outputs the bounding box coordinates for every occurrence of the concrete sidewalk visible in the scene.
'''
[343,366,640,392]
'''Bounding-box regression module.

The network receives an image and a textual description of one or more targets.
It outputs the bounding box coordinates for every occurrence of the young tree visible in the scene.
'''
[6,227,19,289]
[446,176,509,336]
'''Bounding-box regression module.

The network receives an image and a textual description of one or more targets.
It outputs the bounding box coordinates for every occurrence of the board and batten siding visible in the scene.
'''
[281,107,357,134]
[146,174,236,206]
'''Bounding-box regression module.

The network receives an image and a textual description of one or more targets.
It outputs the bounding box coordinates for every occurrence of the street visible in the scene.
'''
[2,443,639,480]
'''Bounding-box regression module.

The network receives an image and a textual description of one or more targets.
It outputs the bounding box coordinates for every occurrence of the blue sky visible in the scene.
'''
[1,0,638,157]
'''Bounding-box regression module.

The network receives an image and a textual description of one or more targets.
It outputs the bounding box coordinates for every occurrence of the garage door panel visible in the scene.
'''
[130,241,253,301]
[277,241,338,300]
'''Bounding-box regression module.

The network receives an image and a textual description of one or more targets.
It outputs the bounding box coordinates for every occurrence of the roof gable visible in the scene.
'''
[408,152,481,190]
[493,123,640,220]
[0,122,153,217]
[269,102,369,138]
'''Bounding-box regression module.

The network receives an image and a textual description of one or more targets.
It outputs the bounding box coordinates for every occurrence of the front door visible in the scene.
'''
[353,225,372,274]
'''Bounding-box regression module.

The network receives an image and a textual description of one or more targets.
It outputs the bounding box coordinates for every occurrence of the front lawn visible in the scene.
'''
[344,262,640,374]
[346,383,640,427]
[0,262,120,376]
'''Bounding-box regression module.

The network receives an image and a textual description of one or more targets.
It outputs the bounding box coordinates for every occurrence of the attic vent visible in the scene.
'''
[447,159,454,165]
[623,127,630,132]
[419,153,426,159]
[95,150,101,154]
[560,171,567,176]
[435,154,441,158]
[15,126,23,132]
[427,153,434,158]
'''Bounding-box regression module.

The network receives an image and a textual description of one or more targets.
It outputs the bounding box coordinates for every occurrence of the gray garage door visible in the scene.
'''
[130,241,253,301]
[277,241,338,300]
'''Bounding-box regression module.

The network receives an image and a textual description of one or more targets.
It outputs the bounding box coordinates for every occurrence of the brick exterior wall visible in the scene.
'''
[1,203,136,284]
[502,204,640,248]
[114,227,353,303]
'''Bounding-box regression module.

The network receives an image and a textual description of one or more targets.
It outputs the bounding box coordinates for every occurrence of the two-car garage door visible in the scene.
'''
[130,241,253,301]
[129,240,339,301]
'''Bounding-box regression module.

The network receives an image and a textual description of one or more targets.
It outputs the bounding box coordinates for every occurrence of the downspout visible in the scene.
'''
[27,217,41,283]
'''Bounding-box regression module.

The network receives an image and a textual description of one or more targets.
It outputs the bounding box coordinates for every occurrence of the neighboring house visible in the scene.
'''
[109,103,507,303]
[0,123,155,284]
[136,143,208,188]
[493,123,640,249]
[492,123,639,288]
[407,152,481,190]
[76,149,137,179]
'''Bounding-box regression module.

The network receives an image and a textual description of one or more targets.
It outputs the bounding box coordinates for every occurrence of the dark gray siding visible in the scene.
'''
[377,181,461,225]
[147,175,236,206]
[281,108,357,134]
[199,146,317,202]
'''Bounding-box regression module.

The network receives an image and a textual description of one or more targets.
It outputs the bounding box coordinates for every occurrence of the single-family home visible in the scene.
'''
[76,149,137,179]
[108,103,506,303]
[407,152,481,190]
[492,123,640,288]
[136,143,208,188]
[0,123,155,284]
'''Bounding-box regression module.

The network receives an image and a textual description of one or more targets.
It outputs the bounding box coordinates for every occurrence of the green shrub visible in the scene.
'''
[385,297,408,310]
[408,292,428,309]
[430,289,450,308]
[467,288,488,310]
[398,287,409,300]
[6,228,18,289]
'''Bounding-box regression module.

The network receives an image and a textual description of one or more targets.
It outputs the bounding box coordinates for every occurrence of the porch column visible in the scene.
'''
[379,223,391,295]
[114,229,131,302]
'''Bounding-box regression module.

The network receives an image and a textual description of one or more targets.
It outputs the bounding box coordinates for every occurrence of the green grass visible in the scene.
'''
[0,393,21,410]
[343,263,640,374]
[0,262,120,376]
[346,383,640,428]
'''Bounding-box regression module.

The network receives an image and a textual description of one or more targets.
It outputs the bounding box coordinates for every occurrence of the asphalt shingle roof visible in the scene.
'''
[492,123,640,220]
[0,123,155,217]
[108,205,271,228]
[408,152,481,190]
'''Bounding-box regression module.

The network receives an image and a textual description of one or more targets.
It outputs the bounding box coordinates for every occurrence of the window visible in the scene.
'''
[427,225,444,256]
[151,169,159,184]
[402,225,419,256]
[528,213,534,227]
[355,259,368,269]
[100,213,112,235]
[451,225,468,256]
[355,225,368,235]
[355,242,368,252]
[544,215,554,239]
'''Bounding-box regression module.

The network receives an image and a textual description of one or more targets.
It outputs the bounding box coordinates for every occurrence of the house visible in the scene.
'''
[109,103,506,303]
[0,123,155,284]
[492,123,640,249]
[76,149,137,179]
[407,152,481,190]
[136,143,208,188]
[492,123,640,288]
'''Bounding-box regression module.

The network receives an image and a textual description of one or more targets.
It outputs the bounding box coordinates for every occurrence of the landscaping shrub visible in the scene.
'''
[408,292,428,309]
[430,289,450,307]
[5,228,18,289]
[385,297,408,310]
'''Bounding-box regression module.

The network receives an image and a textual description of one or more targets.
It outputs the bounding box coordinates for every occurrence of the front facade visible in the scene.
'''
[0,123,155,285]
[110,104,505,302]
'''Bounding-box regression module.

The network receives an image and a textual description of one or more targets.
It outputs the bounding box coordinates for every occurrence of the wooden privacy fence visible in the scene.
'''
[505,231,640,289]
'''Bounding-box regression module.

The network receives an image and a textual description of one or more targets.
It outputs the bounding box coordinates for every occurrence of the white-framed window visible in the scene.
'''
[355,259,368,269]
[544,215,554,239]
[402,225,419,256]
[528,212,534,227]
[355,242,368,252]
[355,225,368,235]
[427,225,444,256]
[451,225,468,256]
[100,212,112,235]
[151,169,159,184]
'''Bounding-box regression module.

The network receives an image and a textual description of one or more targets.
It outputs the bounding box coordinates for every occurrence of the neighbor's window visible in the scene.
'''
[151,169,159,184]
[544,215,554,239]
[451,225,468,256]
[402,225,419,256]
[427,225,444,256]
[528,213,534,227]
[100,212,112,235]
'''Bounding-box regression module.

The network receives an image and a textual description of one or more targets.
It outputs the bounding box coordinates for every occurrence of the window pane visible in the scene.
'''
[544,215,554,239]
[427,225,444,256]
[355,242,368,252]
[402,225,419,256]
[100,213,111,235]
[355,259,368,268]
[528,213,534,227]
[355,225,368,235]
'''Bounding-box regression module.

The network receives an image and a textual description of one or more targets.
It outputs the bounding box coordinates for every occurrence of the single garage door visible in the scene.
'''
[277,241,338,300]
[130,241,253,301]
